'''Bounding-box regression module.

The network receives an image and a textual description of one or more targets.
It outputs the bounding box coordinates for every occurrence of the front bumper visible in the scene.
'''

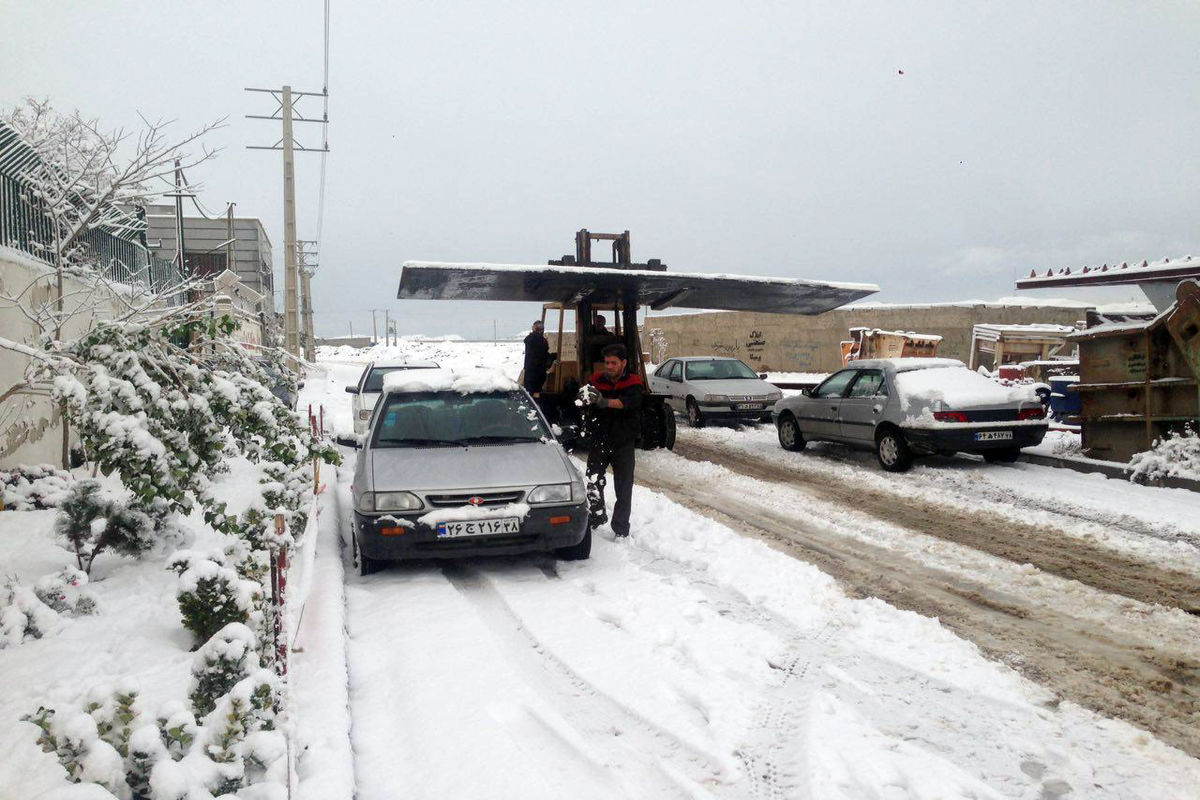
[354,502,589,560]
[697,401,773,419]
[904,424,1048,453]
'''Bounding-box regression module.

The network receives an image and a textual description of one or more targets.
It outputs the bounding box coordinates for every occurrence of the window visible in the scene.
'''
[669,361,684,381]
[363,366,435,393]
[654,360,675,377]
[372,391,549,447]
[813,370,857,398]
[684,359,758,381]
[847,370,887,398]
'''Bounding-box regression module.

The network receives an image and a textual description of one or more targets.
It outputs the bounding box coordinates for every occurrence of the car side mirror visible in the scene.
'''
[758,373,768,380]
[801,388,812,396]
[345,386,358,394]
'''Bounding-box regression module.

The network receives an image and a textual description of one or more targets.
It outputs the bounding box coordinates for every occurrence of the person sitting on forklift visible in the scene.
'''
[588,313,620,364]
[578,343,644,537]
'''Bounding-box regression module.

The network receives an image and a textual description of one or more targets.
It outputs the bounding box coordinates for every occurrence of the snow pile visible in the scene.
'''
[416,501,531,527]
[382,367,519,395]
[1130,425,1200,483]
[896,362,1037,415]
[1,464,74,511]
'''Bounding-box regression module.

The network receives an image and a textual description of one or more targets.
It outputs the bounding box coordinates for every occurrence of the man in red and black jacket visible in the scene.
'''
[578,343,643,537]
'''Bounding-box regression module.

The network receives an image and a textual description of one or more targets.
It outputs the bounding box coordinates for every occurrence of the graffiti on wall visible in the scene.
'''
[744,329,767,363]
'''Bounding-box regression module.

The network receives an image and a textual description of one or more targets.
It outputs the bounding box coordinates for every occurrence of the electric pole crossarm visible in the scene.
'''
[245,114,328,123]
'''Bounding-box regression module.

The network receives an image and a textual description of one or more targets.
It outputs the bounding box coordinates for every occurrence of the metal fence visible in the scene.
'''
[0,121,184,300]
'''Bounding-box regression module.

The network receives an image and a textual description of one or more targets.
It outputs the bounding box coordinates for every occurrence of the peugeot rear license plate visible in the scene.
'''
[735,403,764,410]
[436,517,521,538]
[974,431,1013,441]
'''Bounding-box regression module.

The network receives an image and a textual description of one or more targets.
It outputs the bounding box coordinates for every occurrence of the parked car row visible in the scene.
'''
[341,356,1048,573]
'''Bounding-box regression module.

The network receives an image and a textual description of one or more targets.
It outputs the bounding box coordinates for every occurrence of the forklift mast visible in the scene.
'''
[548,229,667,383]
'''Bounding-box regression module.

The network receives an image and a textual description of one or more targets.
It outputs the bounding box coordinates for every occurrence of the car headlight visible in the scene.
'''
[527,483,572,504]
[703,394,730,402]
[765,391,783,402]
[360,491,423,512]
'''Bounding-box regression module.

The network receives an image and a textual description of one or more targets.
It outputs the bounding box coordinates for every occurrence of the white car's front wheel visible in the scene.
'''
[777,414,806,451]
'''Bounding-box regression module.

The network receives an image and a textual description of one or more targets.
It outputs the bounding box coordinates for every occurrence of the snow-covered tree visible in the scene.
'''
[54,480,156,576]
[188,623,257,716]
[0,98,223,468]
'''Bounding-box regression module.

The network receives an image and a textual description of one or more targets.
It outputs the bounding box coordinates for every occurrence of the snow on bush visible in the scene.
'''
[55,481,157,577]
[188,623,257,716]
[1,581,63,647]
[170,552,263,650]
[24,673,285,800]
[1,464,74,510]
[35,566,98,616]
[1130,424,1200,483]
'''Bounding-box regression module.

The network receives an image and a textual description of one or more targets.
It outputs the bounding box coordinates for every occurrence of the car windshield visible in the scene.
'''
[685,359,759,381]
[372,390,550,447]
[364,366,434,393]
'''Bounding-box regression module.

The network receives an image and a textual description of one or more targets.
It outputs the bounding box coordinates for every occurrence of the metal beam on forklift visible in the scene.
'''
[396,262,878,315]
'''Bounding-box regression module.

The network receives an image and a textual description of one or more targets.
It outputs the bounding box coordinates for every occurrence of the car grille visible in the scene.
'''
[424,490,525,508]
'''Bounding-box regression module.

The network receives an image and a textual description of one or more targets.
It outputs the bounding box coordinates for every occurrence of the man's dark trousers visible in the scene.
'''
[585,439,636,536]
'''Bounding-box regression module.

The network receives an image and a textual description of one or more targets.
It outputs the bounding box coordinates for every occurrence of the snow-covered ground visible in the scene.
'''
[285,342,1200,799]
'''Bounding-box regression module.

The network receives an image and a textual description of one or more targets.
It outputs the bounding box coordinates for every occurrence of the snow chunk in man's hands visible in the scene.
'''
[382,368,518,395]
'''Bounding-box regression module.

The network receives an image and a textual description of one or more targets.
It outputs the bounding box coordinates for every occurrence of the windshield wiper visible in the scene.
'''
[454,435,541,445]
[377,437,459,447]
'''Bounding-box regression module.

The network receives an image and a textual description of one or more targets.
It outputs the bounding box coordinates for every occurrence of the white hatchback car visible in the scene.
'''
[346,360,439,436]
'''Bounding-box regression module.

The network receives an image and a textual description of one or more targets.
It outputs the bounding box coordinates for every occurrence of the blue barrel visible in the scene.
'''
[1048,376,1082,418]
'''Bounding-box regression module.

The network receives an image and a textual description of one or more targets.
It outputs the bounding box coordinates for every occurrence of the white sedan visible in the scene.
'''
[648,357,783,427]
[346,360,438,435]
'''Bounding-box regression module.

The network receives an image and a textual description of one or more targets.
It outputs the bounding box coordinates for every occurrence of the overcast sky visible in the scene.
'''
[4,1,1198,338]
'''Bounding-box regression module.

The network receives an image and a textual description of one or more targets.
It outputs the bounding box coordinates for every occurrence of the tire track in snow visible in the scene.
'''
[441,563,732,799]
[672,434,1200,613]
[634,454,1200,759]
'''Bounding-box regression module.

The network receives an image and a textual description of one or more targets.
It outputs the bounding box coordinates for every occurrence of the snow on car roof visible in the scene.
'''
[382,368,519,395]
[369,360,439,369]
[847,358,967,373]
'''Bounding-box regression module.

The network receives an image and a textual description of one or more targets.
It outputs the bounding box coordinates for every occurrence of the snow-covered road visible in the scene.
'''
[290,350,1200,799]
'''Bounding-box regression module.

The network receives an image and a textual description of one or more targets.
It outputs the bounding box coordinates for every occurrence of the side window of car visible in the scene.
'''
[814,370,857,398]
[669,361,684,382]
[848,370,886,398]
[654,361,672,377]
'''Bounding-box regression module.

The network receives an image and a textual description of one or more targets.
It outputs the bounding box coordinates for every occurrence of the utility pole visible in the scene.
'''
[384,309,390,346]
[245,85,329,369]
[168,158,188,274]
[370,309,379,345]
[225,203,236,272]
[296,240,319,361]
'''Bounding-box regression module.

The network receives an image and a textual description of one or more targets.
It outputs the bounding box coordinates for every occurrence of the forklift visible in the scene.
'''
[396,228,880,451]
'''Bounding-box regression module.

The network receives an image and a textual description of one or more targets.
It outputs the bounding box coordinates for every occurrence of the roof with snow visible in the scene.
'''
[1015,255,1200,290]
[397,261,878,315]
[382,368,520,395]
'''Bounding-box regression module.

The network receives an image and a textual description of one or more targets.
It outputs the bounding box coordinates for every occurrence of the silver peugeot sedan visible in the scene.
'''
[772,358,1048,472]
[648,356,783,427]
[350,368,590,573]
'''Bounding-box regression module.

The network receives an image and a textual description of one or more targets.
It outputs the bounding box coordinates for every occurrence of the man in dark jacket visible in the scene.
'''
[579,343,643,537]
[522,320,551,394]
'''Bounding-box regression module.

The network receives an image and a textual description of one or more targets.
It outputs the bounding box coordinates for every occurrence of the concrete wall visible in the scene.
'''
[645,303,1091,373]
[0,246,126,468]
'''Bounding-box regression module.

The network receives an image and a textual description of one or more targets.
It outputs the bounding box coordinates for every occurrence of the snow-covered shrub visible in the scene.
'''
[84,682,141,760]
[192,669,285,795]
[1,463,74,510]
[1,582,63,647]
[171,551,263,650]
[154,701,197,762]
[1130,424,1200,484]
[22,706,127,795]
[55,480,156,576]
[126,723,168,799]
[189,623,257,716]
[34,566,98,616]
